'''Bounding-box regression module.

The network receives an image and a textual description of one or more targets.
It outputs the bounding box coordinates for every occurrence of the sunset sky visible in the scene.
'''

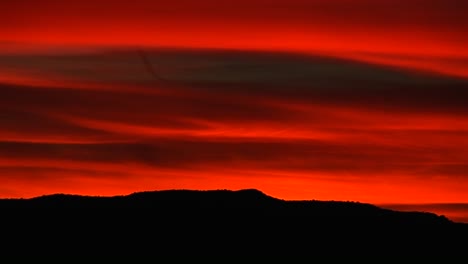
[1,0,467,222]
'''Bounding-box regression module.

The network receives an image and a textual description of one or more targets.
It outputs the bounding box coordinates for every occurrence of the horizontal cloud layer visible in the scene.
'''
[1,0,468,77]
[0,49,467,218]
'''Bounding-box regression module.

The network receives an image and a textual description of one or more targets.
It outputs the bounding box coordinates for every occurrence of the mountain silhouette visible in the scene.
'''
[1,189,466,256]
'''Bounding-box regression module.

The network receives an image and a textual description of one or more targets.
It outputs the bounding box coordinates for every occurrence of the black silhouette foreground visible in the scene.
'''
[1,189,467,256]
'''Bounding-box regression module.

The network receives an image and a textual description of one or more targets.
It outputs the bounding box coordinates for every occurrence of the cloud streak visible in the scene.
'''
[0,50,467,214]
[1,0,467,77]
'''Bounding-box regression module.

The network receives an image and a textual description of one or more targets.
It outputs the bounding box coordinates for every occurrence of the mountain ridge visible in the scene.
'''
[1,188,466,256]
[3,188,456,223]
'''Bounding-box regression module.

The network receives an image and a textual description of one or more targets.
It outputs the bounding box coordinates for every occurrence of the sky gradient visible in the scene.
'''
[1,0,467,222]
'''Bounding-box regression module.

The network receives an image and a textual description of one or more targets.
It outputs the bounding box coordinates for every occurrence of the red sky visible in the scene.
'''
[0,0,468,222]
[1,0,468,77]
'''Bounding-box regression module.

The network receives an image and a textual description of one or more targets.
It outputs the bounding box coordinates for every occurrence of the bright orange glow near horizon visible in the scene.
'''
[1,0,468,222]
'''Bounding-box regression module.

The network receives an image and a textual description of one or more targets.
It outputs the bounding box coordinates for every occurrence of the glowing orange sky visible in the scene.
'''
[0,0,468,222]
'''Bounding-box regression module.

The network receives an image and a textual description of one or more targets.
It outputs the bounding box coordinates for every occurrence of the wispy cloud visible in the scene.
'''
[0,50,467,211]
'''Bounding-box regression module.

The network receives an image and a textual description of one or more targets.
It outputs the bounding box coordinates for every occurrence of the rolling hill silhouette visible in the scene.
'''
[1,189,467,256]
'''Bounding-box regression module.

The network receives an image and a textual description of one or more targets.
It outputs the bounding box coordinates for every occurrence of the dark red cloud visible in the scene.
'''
[1,50,467,209]
[1,0,467,77]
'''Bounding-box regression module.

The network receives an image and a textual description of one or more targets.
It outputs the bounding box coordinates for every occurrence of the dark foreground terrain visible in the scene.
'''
[1,189,467,256]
